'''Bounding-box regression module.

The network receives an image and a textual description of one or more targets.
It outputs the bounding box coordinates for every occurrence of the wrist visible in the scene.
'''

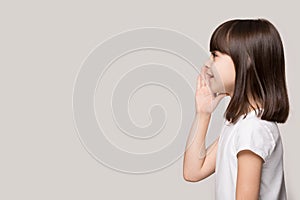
[195,112,211,119]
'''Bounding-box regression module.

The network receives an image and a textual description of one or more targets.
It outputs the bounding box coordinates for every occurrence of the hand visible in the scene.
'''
[195,67,227,114]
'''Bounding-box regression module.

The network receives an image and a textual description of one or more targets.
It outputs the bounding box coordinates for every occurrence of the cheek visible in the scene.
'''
[216,64,235,91]
[225,69,235,91]
[209,65,226,92]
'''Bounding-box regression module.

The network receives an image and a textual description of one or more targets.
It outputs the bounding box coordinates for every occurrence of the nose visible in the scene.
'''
[204,57,213,68]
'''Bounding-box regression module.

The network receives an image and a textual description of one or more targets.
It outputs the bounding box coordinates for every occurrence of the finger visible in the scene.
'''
[200,67,205,79]
[200,73,206,87]
[201,66,209,86]
[198,68,206,88]
[197,74,201,89]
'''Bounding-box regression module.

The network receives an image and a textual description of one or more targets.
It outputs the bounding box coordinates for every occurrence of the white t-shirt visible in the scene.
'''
[215,109,287,200]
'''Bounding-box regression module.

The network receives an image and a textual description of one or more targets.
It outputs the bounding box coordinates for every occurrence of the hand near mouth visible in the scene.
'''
[195,67,227,114]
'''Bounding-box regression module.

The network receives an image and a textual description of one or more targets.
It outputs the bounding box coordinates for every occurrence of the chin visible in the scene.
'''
[209,81,226,94]
[209,84,222,94]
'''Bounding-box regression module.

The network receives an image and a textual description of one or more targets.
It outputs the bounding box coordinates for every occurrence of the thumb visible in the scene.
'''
[214,93,227,102]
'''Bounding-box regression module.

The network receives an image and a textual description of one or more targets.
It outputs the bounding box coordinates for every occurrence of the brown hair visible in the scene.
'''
[209,18,289,124]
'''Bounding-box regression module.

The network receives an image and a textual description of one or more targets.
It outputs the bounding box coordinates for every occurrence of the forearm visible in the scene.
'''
[183,112,211,181]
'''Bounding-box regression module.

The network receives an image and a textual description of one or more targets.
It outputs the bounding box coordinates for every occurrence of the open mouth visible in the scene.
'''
[206,73,214,78]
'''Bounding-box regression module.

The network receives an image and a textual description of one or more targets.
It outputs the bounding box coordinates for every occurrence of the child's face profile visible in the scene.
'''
[204,51,236,97]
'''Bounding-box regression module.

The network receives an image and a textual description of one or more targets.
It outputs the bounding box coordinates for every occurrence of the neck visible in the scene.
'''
[247,95,262,113]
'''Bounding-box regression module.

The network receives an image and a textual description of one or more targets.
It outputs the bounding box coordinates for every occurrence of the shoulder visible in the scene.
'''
[233,114,278,162]
[236,114,280,141]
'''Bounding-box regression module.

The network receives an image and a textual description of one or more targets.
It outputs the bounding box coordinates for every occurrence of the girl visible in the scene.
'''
[183,18,289,200]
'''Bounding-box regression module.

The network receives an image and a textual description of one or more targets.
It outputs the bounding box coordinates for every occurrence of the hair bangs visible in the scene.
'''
[209,20,236,55]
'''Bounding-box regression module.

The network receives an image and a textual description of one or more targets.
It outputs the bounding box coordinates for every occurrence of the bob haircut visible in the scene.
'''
[209,18,289,124]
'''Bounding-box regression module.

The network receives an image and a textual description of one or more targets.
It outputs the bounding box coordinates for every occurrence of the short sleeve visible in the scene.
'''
[234,119,276,162]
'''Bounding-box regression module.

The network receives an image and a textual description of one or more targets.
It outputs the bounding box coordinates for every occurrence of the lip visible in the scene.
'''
[206,73,214,78]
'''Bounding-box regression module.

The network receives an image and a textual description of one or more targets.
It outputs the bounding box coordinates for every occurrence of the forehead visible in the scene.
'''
[209,21,234,55]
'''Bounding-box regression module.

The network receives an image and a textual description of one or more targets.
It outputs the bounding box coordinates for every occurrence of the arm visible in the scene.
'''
[183,68,226,182]
[236,150,263,200]
[183,113,219,182]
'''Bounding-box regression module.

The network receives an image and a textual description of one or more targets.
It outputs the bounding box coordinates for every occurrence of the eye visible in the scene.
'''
[211,52,217,58]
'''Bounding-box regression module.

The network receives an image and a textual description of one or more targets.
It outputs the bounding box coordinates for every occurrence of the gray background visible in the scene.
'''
[1,0,299,199]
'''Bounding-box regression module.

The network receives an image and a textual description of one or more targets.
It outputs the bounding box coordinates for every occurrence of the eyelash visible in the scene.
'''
[211,52,217,58]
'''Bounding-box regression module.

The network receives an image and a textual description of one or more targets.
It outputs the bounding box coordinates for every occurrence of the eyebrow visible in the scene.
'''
[210,50,218,54]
